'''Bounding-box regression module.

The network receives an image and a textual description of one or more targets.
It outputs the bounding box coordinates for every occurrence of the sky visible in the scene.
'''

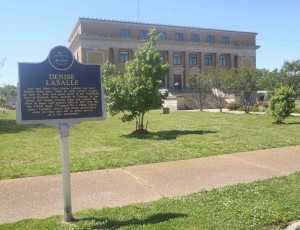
[0,0,300,86]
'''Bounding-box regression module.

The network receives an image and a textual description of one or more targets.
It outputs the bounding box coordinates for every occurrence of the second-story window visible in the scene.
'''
[222,36,230,44]
[189,54,197,66]
[119,51,129,63]
[207,35,215,43]
[191,34,200,42]
[219,55,227,66]
[205,54,213,66]
[120,29,130,38]
[173,53,181,65]
[139,30,148,40]
[175,33,183,41]
[159,32,167,40]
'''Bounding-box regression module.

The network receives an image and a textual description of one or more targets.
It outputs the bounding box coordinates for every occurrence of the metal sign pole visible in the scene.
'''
[59,123,73,222]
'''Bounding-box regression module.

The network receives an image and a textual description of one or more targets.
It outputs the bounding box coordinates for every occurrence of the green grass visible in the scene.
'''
[1,110,300,179]
[1,172,299,229]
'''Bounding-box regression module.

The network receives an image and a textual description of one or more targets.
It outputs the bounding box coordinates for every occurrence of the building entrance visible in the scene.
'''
[174,74,182,92]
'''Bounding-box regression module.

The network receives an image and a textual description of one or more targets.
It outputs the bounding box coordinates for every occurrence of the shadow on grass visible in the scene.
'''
[287,121,300,125]
[75,212,188,229]
[0,119,41,134]
[122,129,217,140]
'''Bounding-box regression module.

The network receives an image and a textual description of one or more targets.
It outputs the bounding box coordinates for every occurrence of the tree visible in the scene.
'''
[0,84,17,100]
[103,28,169,133]
[261,60,300,92]
[0,57,5,68]
[267,86,296,124]
[0,57,6,78]
[281,60,300,92]
[231,68,261,113]
[186,74,211,111]
[256,68,276,91]
[0,97,5,108]
[203,68,233,112]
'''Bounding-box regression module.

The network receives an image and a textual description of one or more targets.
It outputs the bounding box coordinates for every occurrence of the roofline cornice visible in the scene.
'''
[78,17,258,35]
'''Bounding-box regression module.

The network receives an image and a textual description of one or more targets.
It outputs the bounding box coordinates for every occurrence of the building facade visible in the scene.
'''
[68,18,259,92]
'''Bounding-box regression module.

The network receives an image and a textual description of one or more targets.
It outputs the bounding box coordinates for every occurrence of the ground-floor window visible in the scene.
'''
[205,54,213,66]
[119,51,129,63]
[189,54,197,66]
[219,55,228,66]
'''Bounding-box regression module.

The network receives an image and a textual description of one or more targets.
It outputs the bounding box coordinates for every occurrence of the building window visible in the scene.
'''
[119,51,129,63]
[173,53,181,65]
[160,52,165,64]
[120,29,130,38]
[219,55,227,66]
[191,34,200,42]
[207,35,215,43]
[139,30,148,39]
[222,36,229,44]
[205,54,213,66]
[175,33,183,41]
[189,54,197,66]
[159,32,167,40]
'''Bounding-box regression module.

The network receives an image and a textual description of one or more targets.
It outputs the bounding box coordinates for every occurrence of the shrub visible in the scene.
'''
[267,86,296,124]
[227,102,242,110]
[249,105,259,112]
[292,107,300,113]
[256,101,268,112]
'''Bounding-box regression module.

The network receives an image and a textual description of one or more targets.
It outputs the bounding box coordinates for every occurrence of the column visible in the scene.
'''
[200,53,205,73]
[215,53,220,67]
[131,48,137,59]
[113,48,118,65]
[230,54,235,68]
[185,51,190,86]
[185,51,189,68]
[168,51,174,91]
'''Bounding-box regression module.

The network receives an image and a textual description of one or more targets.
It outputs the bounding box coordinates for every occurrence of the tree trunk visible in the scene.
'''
[140,113,144,130]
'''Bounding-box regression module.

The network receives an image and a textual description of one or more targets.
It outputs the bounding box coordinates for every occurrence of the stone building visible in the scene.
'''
[68,17,259,94]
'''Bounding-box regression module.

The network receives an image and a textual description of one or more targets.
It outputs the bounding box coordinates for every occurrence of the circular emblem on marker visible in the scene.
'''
[48,46,74,70]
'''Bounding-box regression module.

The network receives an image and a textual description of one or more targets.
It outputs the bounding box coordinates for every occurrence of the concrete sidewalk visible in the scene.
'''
[1,145,300,224]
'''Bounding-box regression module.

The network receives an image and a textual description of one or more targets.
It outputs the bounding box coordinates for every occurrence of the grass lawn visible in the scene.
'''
[1,172,299,229]
[1,110,300,179]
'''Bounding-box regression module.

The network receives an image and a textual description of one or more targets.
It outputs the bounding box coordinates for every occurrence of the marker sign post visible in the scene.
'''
[17,46,106,222]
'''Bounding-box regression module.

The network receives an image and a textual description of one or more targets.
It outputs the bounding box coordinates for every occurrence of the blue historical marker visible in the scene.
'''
[17,45,106,125]
[16,46,106,222]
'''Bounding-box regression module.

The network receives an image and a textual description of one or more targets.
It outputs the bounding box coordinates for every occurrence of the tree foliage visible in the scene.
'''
[256,68,281,91]
[0,57,5,68]
[186,74,211,111]
[203,68,233,112]
[267,86,296,124]
[0,84,17,99]
[281,60,300,91]
[103,28,169,132]
[231,68,261,113]
[0,57,6,78]
[0,97,5,108]
[258,60,300,92]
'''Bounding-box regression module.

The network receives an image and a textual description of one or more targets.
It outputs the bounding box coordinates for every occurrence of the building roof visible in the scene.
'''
[78,17,258,35]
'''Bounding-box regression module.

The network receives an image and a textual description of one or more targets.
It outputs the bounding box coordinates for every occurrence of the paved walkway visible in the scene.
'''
[1,146,300,224]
